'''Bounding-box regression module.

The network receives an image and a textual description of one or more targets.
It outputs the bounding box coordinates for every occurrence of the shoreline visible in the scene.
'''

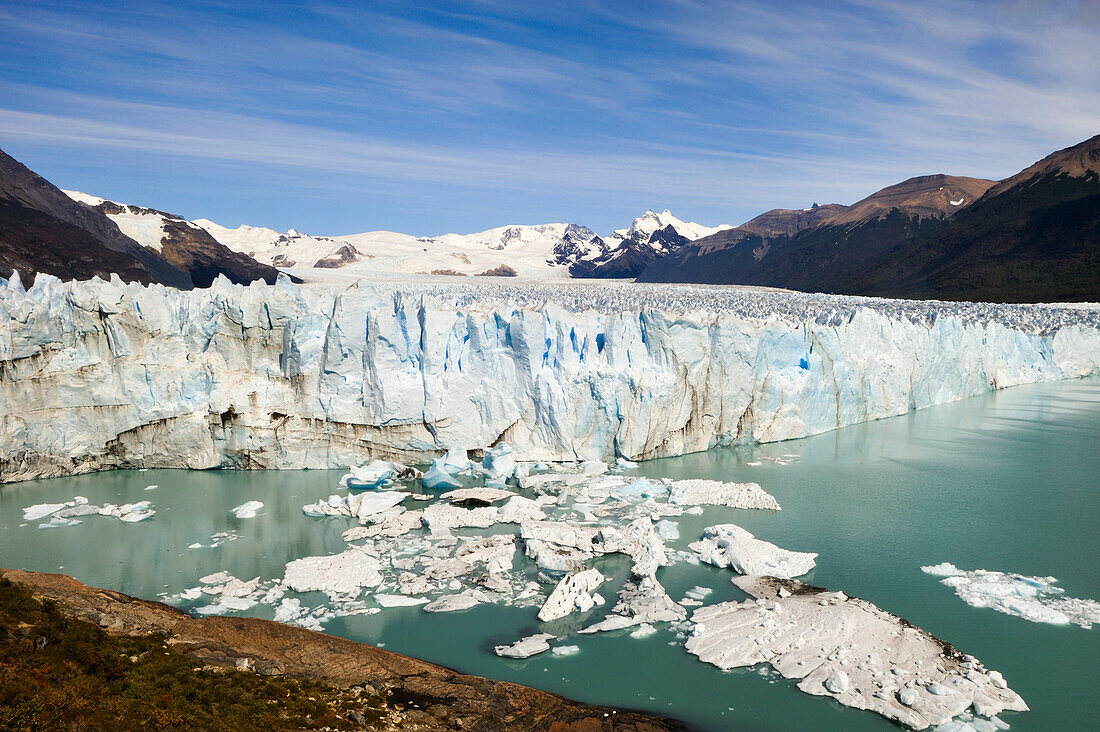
[0,567,686,731]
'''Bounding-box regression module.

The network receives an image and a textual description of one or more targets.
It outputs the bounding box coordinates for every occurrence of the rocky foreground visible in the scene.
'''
[0,568,683,731]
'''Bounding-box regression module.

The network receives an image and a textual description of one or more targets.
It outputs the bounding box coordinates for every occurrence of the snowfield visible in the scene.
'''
[0,271,1097,482]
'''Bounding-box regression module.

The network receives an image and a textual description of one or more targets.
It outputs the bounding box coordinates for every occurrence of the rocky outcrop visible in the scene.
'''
[0,147,191,287]
[0,568,682,732]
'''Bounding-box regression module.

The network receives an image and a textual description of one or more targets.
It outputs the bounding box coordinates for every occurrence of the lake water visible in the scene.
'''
[1,377,1097,731]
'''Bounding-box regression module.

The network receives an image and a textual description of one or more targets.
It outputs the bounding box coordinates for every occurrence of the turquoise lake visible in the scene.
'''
[1,377,1097,731]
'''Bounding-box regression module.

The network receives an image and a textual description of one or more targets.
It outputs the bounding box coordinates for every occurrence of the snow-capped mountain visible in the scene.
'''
[61,191,283,287]
[608,208,732,244]
[570,209,732,279]
[191,219,366,270]
[188,210,728,282]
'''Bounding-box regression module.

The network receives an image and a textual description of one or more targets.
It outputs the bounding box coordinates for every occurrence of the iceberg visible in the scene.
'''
[494,633,555,659]
[686,576,1028,730]
[0,275,1096,483]
[921,563,1100,628]
[230,500,264,519]
[690,524,817,578]
[281,547,384,599]
[421,459,463,489]
[538,568,605,622]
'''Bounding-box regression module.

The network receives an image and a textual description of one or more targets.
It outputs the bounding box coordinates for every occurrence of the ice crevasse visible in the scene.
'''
[0,272,1097,482]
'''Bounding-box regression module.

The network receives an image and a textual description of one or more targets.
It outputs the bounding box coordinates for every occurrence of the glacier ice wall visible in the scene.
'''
[0,273,1097,483]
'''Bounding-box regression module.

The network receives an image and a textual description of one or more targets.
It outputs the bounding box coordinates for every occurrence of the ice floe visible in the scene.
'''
[922,563,1100,629]
[538,569,605,621]
[230,501,264,519]
[495,633,555,659]
[686,576,1028,730]
[282,547,384,600]
[691,524,817,578]
[24,496,156,525]
[667,480,781,509]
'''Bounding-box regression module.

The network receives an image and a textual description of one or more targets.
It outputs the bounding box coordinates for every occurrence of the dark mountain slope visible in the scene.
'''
[849,136,1100,302]
[0,148,192,288]
[639,175,993,290]
[87,198,289,287]
[0,199,155,287]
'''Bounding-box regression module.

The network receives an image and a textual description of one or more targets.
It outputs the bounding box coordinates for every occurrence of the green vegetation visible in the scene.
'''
[0,578,385,731]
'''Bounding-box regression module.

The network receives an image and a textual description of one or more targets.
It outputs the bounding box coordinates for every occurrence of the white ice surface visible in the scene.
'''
[1,274,1097,481]
[922,563,1100,628]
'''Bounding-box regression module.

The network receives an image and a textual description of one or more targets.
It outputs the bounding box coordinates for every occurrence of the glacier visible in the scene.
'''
[0,271,1097,483]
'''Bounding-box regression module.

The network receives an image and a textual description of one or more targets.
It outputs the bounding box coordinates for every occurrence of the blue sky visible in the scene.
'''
[1,0,1097,236]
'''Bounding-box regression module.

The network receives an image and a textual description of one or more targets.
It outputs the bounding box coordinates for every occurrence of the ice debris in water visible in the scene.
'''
[230,501,264,519]
[691,524,817,579]
[922,563,1100,629]
[24,496,155,526]
[339,460,420,489]
[495,633,555,659]
[538,569,605,621]
[422,459,463,489]
[686,576,1028,730]
[668,480,781,509]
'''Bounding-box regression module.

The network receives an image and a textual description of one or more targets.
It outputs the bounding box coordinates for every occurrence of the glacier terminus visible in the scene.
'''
[0,271,1097,483]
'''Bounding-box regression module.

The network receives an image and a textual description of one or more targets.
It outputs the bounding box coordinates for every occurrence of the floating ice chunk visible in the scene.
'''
[374,594,429,608]
[630,623,658,639]
[538,569,605,621]
[668,480,781,510]
[282,547,383,599]
[423,590,484,613]
[195,596,256,615]
[144,485,158,491]
[686,576,1028,730]
[441,447,472,474]
[231,500,264,519]
[23,502,75,521]
[611,478,668,501]
[654,520,680,541]
[922,563,1100,628]
[498,495,546,523]
[441,486,513,506]
[481,443,516,480]
[38,517,81,529]
[615,457,639,469]
[691,524,817,579]
[347,491,409,519]
[187,542,203,549]
[422,503,500,532]
[494,633,554,659]
[114,501,156,522]
[581,575,686,633]
[422,459,463,489]
[552,644,580,656]
[339,459,410,488]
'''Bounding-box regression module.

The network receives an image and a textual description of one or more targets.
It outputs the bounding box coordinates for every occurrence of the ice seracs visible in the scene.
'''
[0,274,1097,483]
[686,576,1028,730]
[922,563,1100,628]
[691,524,817,578]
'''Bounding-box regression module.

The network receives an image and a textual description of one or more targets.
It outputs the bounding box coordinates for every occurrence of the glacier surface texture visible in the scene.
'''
[0,272,1097,482]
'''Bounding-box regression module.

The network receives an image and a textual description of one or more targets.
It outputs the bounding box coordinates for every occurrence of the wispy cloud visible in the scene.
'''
[0,0,1095,233]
